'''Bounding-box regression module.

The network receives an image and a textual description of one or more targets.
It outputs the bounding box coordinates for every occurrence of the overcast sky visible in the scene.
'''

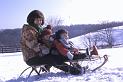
[0,0,123,29]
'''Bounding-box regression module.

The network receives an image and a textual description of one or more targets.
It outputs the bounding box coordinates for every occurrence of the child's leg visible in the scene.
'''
[73,53,87,60]
[73,45,99,60]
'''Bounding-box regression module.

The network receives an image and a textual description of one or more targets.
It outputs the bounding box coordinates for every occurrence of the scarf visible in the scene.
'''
[30,24,43,33]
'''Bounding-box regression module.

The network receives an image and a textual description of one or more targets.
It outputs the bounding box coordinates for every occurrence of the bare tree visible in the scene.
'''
[46,16,63,27]
[98,27,115,48]
[83,33,94,49]
[83,33,101,49]
[82,27,115,49]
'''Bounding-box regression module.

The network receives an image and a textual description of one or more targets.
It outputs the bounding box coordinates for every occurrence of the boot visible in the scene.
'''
[72,62,82,70]
[69,66,82,75]
[54,63,81,75]
[91,45,99,56]
[71,62,88,74]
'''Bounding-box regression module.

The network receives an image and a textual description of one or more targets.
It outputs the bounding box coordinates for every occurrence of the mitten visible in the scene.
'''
[66,51,74,60]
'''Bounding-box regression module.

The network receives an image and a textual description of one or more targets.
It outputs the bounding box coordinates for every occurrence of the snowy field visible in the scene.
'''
[0,47,123,82]
[1,26,123,82]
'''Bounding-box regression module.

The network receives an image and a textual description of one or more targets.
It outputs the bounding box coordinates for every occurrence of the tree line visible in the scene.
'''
[0,21,123,47]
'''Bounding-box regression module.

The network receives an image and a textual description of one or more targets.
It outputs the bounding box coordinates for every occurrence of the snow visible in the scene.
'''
[1,27,123,82]
[0,48,123,82]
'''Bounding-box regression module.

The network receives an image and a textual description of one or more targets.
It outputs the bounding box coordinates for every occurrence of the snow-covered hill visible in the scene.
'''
[70,26,123,49]
[0,47,123,82]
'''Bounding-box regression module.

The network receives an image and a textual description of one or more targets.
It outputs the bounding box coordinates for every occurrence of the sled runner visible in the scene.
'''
[64,47,108,73]
[64,54,108,73]
[91,55,108,72]
[19,65,48,79]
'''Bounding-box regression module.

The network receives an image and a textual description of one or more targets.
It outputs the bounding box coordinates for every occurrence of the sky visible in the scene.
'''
[0,0,123,29]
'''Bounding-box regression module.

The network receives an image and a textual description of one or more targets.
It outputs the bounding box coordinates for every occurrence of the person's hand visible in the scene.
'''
[41,46,50,55]
[66,51,74,60]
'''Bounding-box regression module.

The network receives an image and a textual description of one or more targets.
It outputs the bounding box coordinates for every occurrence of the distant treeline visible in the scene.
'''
[0,21,123,47]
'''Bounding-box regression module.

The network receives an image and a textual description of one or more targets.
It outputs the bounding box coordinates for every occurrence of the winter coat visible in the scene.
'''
[20,24,48,62]
[53,40,68,56]
[53,39,79,57]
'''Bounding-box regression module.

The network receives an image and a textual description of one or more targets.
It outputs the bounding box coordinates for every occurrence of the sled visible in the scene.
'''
[19,54,108,80]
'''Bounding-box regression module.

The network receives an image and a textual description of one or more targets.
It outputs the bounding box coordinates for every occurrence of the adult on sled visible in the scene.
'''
[21,10,56,69]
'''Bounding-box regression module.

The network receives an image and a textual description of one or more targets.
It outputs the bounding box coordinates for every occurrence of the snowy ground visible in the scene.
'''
[0,47,123,82]
[1,26,123,82]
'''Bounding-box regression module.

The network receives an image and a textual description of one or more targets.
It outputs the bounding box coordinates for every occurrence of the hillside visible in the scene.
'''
[70,26,123,49]
[0,21,123,47]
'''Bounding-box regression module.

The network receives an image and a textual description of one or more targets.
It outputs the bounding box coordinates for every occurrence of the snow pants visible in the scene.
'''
[26,53,87,75]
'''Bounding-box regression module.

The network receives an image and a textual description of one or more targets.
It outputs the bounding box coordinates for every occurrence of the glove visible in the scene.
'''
[41,46,50,55]
[66,51,74,60]
[42,48,49,55]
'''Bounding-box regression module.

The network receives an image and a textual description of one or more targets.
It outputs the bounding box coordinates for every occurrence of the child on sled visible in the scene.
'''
[49,29,99,75]
[37,28,85,75]
[53,29,99,61]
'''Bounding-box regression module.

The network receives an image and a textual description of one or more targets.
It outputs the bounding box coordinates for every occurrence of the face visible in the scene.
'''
[43,35,51,41]
[34,18,43,26]
[60,33,69,39]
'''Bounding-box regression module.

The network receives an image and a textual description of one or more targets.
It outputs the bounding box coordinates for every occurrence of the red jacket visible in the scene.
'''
[54,40,68,56]
[53,40,79,56]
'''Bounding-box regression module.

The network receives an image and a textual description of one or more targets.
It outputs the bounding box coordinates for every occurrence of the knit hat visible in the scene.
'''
[41,29,52,37]
[44,25,52,30]
[46,25,52,29]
